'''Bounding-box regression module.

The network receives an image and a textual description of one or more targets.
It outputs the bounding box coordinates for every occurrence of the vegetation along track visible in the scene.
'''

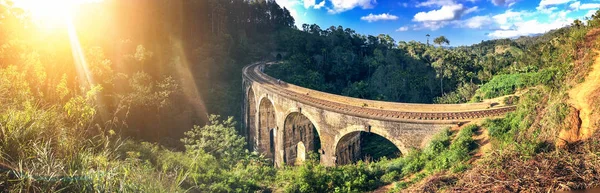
[244,62,516,124]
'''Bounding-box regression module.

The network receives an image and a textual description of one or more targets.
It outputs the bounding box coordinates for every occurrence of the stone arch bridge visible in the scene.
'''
[242,62,516,167]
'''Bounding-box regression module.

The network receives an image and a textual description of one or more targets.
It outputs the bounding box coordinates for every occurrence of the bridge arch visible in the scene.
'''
[282,108,322,137]
[334,126,402,165]
[246,88,258,151]
[258,97,277,162]
[282,111,321,165]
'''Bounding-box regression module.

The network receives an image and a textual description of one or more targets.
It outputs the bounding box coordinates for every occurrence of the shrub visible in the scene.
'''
[434,83,478,104]
[472,69,556,100]
[381,171,400,183]
[503,96,519,105]
[181,115,246,162]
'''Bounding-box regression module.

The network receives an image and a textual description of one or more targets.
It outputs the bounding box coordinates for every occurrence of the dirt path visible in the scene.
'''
[568,50,600,140]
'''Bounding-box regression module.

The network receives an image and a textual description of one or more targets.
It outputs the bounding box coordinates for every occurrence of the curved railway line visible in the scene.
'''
[243,62,516,124]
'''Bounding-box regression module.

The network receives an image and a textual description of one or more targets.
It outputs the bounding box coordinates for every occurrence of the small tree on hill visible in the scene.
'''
[572,19,583,29]
[434,36,450,47]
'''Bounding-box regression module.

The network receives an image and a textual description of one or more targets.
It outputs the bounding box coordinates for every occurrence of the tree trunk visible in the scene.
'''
[440,78,444,95]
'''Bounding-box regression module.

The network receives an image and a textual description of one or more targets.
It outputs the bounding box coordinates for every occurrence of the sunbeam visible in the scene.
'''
[170,36,209,124]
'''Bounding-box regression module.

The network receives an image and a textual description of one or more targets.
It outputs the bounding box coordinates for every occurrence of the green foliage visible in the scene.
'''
[503,95,519,105]
[389,172,428,192]
[275,126,479,192]
[380,170,401,184]
[276,159,383,193]
[266,23,539,103]
[421,126,476,172]
[116,140,275,193]
[472,69,556,100]
[268,27,442,103]
[433,36,450,46]
[182,115,246,162]
[484,89,547,156]
[435,82,479,104]
[64,85,101,127]
[342,81,371,99]
[0,65,32,106]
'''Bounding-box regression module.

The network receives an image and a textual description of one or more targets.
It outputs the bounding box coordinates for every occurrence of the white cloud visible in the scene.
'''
[586,10,597,17]
[314,0,326,8]
[396,26,409,32]
[464,6,480,15]
[538,6,558,14]
[580,3,600,9]
[569,1,581,10]
[304,0,326,9]
[411,1,480,30]
[406,0,580,38]
[491,0,518,7]
[565,1,598,11]
[416,0,456,7]
[462,15,492,28]
[486,8,573,38]
[361,13,399,22]
[538,0,573,8]
[549,10,570,19]
[422,21,452,30]
[304,0,315,8]
[488,18,571,38]
[413,4,467,22]
[492,9,524,26]
[328,0,376,13]
[412,21,453,30]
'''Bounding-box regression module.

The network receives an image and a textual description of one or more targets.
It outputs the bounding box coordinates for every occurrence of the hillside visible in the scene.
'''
[402,21,600,193]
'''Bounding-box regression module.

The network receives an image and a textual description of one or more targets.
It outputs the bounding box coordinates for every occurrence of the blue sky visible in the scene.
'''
[275,0,600,45]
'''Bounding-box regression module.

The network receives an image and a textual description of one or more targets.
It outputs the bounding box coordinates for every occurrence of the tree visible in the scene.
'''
[434,36,450,47]
[426,34,431,46]
[377,34,396,49]
[425,47,456,95]
[573,19,583,29]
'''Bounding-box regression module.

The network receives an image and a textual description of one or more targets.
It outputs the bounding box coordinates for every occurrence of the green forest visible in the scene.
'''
[266,25,559,104]
[1,0,600,192]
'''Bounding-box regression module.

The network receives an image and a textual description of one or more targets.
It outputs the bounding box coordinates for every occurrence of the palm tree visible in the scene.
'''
[426,34,431,46]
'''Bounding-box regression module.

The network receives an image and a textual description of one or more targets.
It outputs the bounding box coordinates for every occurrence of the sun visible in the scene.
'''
[12,0,101,28]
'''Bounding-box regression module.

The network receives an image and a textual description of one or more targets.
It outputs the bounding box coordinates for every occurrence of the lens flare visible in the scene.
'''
[12,0,101,29]
[170,37,209,123]
[13,0,108,118]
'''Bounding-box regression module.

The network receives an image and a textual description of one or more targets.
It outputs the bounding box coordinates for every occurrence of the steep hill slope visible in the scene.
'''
[568,49,600,140]
[397,25,600,193]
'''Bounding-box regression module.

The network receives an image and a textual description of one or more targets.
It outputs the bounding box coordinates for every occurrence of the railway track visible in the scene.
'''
[244,62,516,124]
